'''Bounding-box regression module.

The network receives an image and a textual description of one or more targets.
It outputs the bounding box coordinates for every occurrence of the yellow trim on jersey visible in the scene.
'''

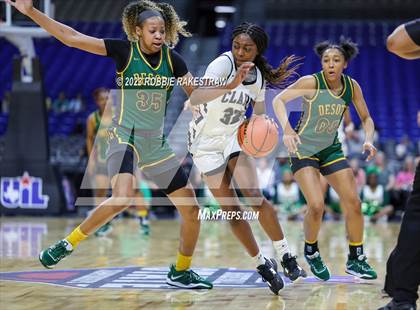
[140,153,176,170]
[321,71,347,99]
[113,128,141,164]
[302,156,319,161]
[136,41,163,71]
[297,74,320,136]
[320,157,346,168]
[167,47,174,74]
[116,44,133,75]
[348,76,355,100]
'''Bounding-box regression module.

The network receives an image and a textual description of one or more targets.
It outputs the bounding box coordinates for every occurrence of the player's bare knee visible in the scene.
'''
[111,187,135,208]
[307,200,325,218]
[179,205,200,223]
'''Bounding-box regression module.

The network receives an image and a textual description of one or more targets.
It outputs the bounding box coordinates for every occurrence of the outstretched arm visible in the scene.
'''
[272,75,316,153]
[7,0,106,55]
[387,21,420,60]
[189,62,254,106]
[351,79,377,161]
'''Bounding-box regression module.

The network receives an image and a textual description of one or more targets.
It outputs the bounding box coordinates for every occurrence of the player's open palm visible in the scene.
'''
[6,0,33,15]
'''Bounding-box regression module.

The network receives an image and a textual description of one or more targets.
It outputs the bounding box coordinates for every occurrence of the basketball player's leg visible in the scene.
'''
[228,153,283,240]
[387,20,420,59]
[293,165,325,244]
[205,166,260,257]
[204,167,284,294]
[324,168,363,243]
[92,173,113,237]
[292,160,331,281]
[39,148,137,268]
[324,167,377,279]
[80,172,135,235]
[228,152,307,281]
[94,174,109,204]
[146,165,212,289]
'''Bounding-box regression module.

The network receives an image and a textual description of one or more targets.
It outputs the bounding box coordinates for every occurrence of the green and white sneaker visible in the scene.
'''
[39,239,73,269]
[139,217,150,236]
[346,255,377,279]
[166,264,213,289]
[305,251,331,281]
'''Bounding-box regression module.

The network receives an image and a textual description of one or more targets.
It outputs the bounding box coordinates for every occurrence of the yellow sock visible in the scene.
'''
[175,252,192,271]
[137,209,148,218]
[65,226,88,248]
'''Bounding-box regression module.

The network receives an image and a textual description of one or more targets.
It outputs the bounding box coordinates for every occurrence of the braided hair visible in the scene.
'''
[231,22,301,87]
[122,0,191,47]
[314,36,359,62]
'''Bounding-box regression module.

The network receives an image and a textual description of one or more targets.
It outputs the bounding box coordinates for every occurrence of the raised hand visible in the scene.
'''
[5,0,34,16]
[362,142,377,162]
[227,62,254,89]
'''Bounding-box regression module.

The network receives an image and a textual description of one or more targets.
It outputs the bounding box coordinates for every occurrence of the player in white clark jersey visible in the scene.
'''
[187,23,306,294]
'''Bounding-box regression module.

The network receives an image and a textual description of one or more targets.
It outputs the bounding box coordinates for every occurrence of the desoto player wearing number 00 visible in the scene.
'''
[273,37,378,281]
[187,22,307,295]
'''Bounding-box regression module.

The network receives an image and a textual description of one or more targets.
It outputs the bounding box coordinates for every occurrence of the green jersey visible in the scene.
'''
[115,42,174,132]
[295,71,354,158]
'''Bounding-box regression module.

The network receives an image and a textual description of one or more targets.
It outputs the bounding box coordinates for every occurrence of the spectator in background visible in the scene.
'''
[369,151,395,191]
[256,157,275,201]
[52,91,70,113]
[346,128,363,158]
[69,93,85,113]
[274,151,291,183]
[276,169,305,221]
[395,135,416,160]
[1,91,11,114]
[361,170,393,223]
[45,96,52,111]
[392,156,416,211]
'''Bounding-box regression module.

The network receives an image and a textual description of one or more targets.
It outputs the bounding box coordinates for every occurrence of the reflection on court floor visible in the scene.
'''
[0,217,411,309]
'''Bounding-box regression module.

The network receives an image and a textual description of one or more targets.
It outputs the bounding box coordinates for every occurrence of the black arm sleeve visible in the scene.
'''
[170,49,189,78]
[104,39,131,72]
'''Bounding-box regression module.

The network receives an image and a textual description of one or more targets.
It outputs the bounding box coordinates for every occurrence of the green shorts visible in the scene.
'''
[107,126,178,176]
[289,142,350,175]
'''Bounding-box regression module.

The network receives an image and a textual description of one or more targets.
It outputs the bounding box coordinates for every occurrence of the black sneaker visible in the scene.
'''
[378,300,417,310]
[281,253,307,281]
[257,258,284,295]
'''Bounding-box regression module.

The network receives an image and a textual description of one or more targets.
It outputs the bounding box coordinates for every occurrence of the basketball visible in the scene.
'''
[237,115,279,157]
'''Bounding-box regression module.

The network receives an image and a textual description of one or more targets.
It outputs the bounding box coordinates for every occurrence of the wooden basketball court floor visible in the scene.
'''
[1,216,418,309]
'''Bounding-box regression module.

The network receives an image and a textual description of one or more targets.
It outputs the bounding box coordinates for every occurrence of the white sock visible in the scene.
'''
[273,239,290,261]
[252,251,266,267]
